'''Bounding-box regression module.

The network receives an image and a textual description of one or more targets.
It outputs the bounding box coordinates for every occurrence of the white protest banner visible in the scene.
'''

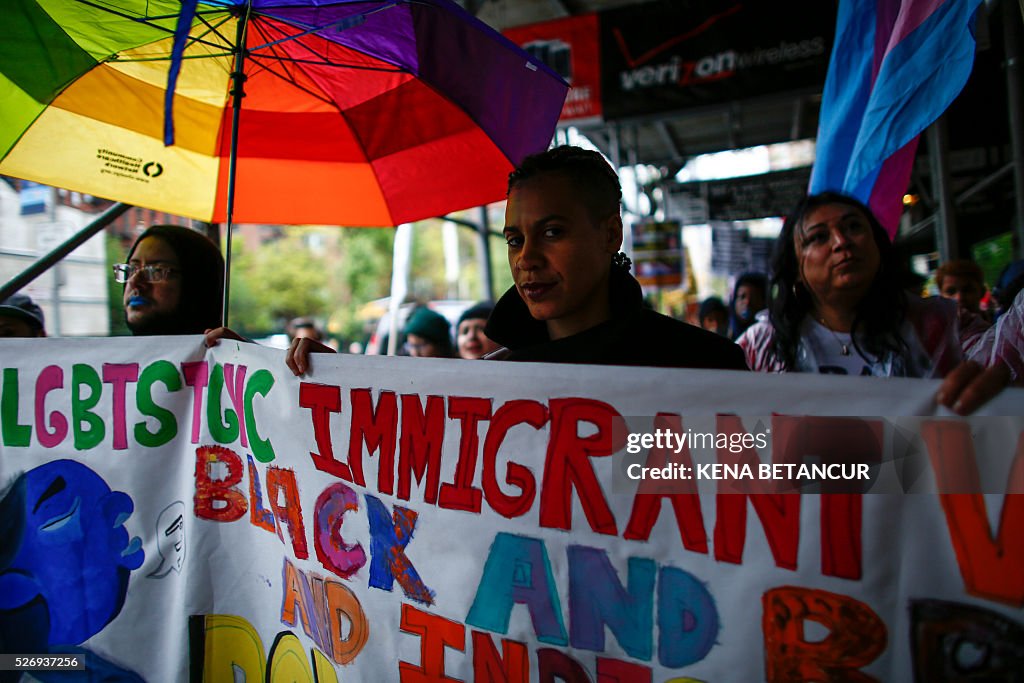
[0,336,1021,682]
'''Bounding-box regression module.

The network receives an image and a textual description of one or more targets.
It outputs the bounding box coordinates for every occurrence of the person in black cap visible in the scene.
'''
[287,317,324,343]
[698,296,729,337]
[403,306,455,358]
[0,293,47,337]
[116,225,224,335]
[456,301,499,359]
[728,271,767,340]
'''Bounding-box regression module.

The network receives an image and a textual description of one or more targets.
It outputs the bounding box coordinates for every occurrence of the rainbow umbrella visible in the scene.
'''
[0,0,567,227]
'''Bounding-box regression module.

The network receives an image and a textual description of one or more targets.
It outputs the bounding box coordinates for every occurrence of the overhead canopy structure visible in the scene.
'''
[496,0,832,172]
[485,0,1024,261]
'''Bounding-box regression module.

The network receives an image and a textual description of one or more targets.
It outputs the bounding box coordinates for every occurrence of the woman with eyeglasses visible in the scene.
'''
[115,225,224,335]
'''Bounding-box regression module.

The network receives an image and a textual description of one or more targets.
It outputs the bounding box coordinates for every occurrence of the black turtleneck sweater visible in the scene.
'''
[484,267,749,370]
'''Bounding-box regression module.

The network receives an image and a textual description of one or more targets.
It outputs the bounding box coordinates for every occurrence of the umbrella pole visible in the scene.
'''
[222,1,252,328]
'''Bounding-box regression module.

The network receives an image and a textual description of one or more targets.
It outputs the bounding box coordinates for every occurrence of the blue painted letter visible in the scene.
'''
[364,494,434,605]
[568,545,654,660]
[465,532,567,646]
[658,566,718,667]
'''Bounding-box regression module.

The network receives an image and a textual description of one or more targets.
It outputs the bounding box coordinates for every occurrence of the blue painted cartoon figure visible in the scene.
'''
[0,460,145,681]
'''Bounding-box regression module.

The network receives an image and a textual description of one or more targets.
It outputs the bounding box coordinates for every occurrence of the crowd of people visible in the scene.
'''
[3,145,1020,415]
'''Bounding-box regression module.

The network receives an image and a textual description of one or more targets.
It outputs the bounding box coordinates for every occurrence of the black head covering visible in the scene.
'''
[728,271,768,339]
[0,293,45,332]
[125,225,225,335]
[457,301,495,328]
[698,296,727,321]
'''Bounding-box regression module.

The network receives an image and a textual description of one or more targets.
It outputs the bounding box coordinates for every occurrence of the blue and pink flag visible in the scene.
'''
[810,0,983,236]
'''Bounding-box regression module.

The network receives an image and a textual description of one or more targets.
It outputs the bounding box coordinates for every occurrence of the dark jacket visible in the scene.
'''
[485,266,749,370]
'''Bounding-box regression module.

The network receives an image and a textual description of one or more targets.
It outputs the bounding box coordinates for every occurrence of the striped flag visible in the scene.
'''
[810,0,984,236]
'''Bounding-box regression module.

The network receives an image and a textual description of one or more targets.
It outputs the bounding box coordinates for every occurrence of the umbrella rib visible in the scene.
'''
[69,0,233,54]
[103,16,248,64]
[69,0,235,55]
[243,24,353,107]
[246,20,405,73]
[244,54,340,107]
[71,0,224,31]
[247,1,400,54]
[73,0,407,71]
[242,46,404,108]
[183,12,237,52]
[241,24,404,106]
[110,51,235,62]
[232,18,412,111]
[249,53,404,72]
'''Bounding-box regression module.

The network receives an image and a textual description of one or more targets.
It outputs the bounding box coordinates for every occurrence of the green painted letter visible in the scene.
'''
[135,360,181,447]
[72,364,104,450]
[244,368,275,462]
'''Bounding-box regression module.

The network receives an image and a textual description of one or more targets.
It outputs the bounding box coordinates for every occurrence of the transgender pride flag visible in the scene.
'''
[810,0,984,236]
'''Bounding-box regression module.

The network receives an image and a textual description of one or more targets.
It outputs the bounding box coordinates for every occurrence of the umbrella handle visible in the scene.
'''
[221,0,253,328]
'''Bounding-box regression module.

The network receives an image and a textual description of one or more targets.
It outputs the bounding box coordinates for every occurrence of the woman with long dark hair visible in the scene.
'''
[118,224,224,335]
[738,192,961,377]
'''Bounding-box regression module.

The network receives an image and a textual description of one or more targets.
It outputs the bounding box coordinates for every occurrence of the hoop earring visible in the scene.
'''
[612,252,632,272]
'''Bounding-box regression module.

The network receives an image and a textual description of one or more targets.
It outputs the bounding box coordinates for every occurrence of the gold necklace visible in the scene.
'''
[819,317,851,356]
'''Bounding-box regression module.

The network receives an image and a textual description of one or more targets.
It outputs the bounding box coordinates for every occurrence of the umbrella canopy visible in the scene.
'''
[1,0,567,226]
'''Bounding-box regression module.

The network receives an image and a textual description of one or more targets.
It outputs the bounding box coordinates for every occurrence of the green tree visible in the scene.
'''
[217,217,511,346]
[405,216,512,304]
[327,227,395,343]
[227,229,330,338]
[106,233,130,336]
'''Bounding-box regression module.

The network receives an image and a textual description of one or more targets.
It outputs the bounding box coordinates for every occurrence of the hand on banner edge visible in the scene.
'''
[286,337,336,377]
[204,327,250,347]
[936,360,1012,415]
